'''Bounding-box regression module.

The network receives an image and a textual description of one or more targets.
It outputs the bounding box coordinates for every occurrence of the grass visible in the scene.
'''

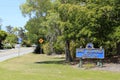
[0,53,120,80]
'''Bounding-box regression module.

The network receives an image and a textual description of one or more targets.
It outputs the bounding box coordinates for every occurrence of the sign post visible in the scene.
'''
[78,58,83,68]
[76,43,104,68]
[17,37,22,56]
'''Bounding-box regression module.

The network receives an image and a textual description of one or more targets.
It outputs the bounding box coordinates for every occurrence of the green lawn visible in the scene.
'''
[0,53,120,80]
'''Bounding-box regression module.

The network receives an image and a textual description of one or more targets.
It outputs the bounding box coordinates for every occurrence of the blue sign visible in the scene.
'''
[76,48,104,59]
[18,37,22,44]
[86,43,94,49]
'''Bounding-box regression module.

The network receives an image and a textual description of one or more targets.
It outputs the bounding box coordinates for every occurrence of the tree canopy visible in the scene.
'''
[20,0,120,61]
[0,30,7,49]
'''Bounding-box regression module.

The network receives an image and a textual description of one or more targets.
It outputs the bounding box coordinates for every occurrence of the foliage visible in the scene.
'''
[3,43,13,49]
[0,30,7,41]
[0,30,7,49]
[4,34,17,48]
[5,26,27,47]
[18,27,25,39]
[4,34,17,44]
[20,0,52,17]
[70,41,79,59]
[42,42,51,55]
[20,0,120,61]
[53,38,65,54]
[110,26,120,43]
[22,40,32,47]
[6,25,13,34]
[25,18,45,44]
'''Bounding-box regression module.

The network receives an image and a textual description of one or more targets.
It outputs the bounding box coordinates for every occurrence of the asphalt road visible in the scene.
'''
[0,47,34,62]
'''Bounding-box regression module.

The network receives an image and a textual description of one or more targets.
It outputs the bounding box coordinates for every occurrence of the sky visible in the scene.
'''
[0,0,29,30]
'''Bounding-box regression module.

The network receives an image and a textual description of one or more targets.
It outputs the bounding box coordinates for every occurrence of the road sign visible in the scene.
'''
[18,37,22,44]
[39,38,44,43]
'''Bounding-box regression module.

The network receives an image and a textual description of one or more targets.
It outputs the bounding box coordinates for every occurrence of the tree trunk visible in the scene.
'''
[50,42,54,54]
[65,40,73,62]
[117,42,120,55]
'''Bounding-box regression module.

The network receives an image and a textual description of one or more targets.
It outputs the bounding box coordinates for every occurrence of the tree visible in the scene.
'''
[56,0,120,58]
[20,0,120,61]
[25,17,45,44]
[4,34,18,48]
[18,27,25,39]
[57,2,91,61]
[0,30,7,49]
[6,25,13,34]
[20,0,53,53]
[20,0,52,18]
[85,0,120,56]
[12,27,19,36]
[42,11,62,54]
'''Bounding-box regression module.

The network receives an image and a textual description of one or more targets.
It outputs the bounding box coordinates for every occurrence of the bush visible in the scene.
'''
[22,40,32,47]
[42,42,51,55]
[0,43,4,49]
[70,41,79,59]
[54,42,64,54]
[4,43,13,49]
[33,44,43,54]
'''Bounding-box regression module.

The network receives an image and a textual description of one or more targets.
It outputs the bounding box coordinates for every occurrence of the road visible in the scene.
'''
[0,47,34,62]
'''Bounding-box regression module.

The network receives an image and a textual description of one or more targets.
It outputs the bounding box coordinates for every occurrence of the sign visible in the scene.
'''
[18,37,22,44]
[76,48,104,59]
[76,43,104,59]
[39,38,44,43]
[86,43,94,49]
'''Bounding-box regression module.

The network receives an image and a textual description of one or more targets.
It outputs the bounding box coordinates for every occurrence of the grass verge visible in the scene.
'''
[0,53,120,80]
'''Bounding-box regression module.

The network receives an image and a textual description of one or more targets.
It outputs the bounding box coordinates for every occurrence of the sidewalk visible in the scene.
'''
[0,47,34,62]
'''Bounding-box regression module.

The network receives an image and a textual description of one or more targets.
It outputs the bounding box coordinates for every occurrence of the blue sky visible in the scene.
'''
[0,0,29,30]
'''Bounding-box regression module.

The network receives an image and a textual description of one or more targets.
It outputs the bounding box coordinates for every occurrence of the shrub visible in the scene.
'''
[4,43,12,49]
[22,40,32,47]
[70,41,79,59]
[54,42,64,54]
[42,42,51,55]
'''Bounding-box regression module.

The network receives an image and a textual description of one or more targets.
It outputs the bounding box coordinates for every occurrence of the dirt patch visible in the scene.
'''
[51,54,120,72]
[91,63,120,72]
[72,62,120,72]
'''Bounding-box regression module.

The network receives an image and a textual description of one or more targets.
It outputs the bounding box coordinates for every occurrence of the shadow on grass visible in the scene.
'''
[53,57,65,59]
[35,60,66,65]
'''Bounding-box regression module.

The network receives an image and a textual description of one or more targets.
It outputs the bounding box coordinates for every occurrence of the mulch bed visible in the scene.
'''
[72,55,120,72]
